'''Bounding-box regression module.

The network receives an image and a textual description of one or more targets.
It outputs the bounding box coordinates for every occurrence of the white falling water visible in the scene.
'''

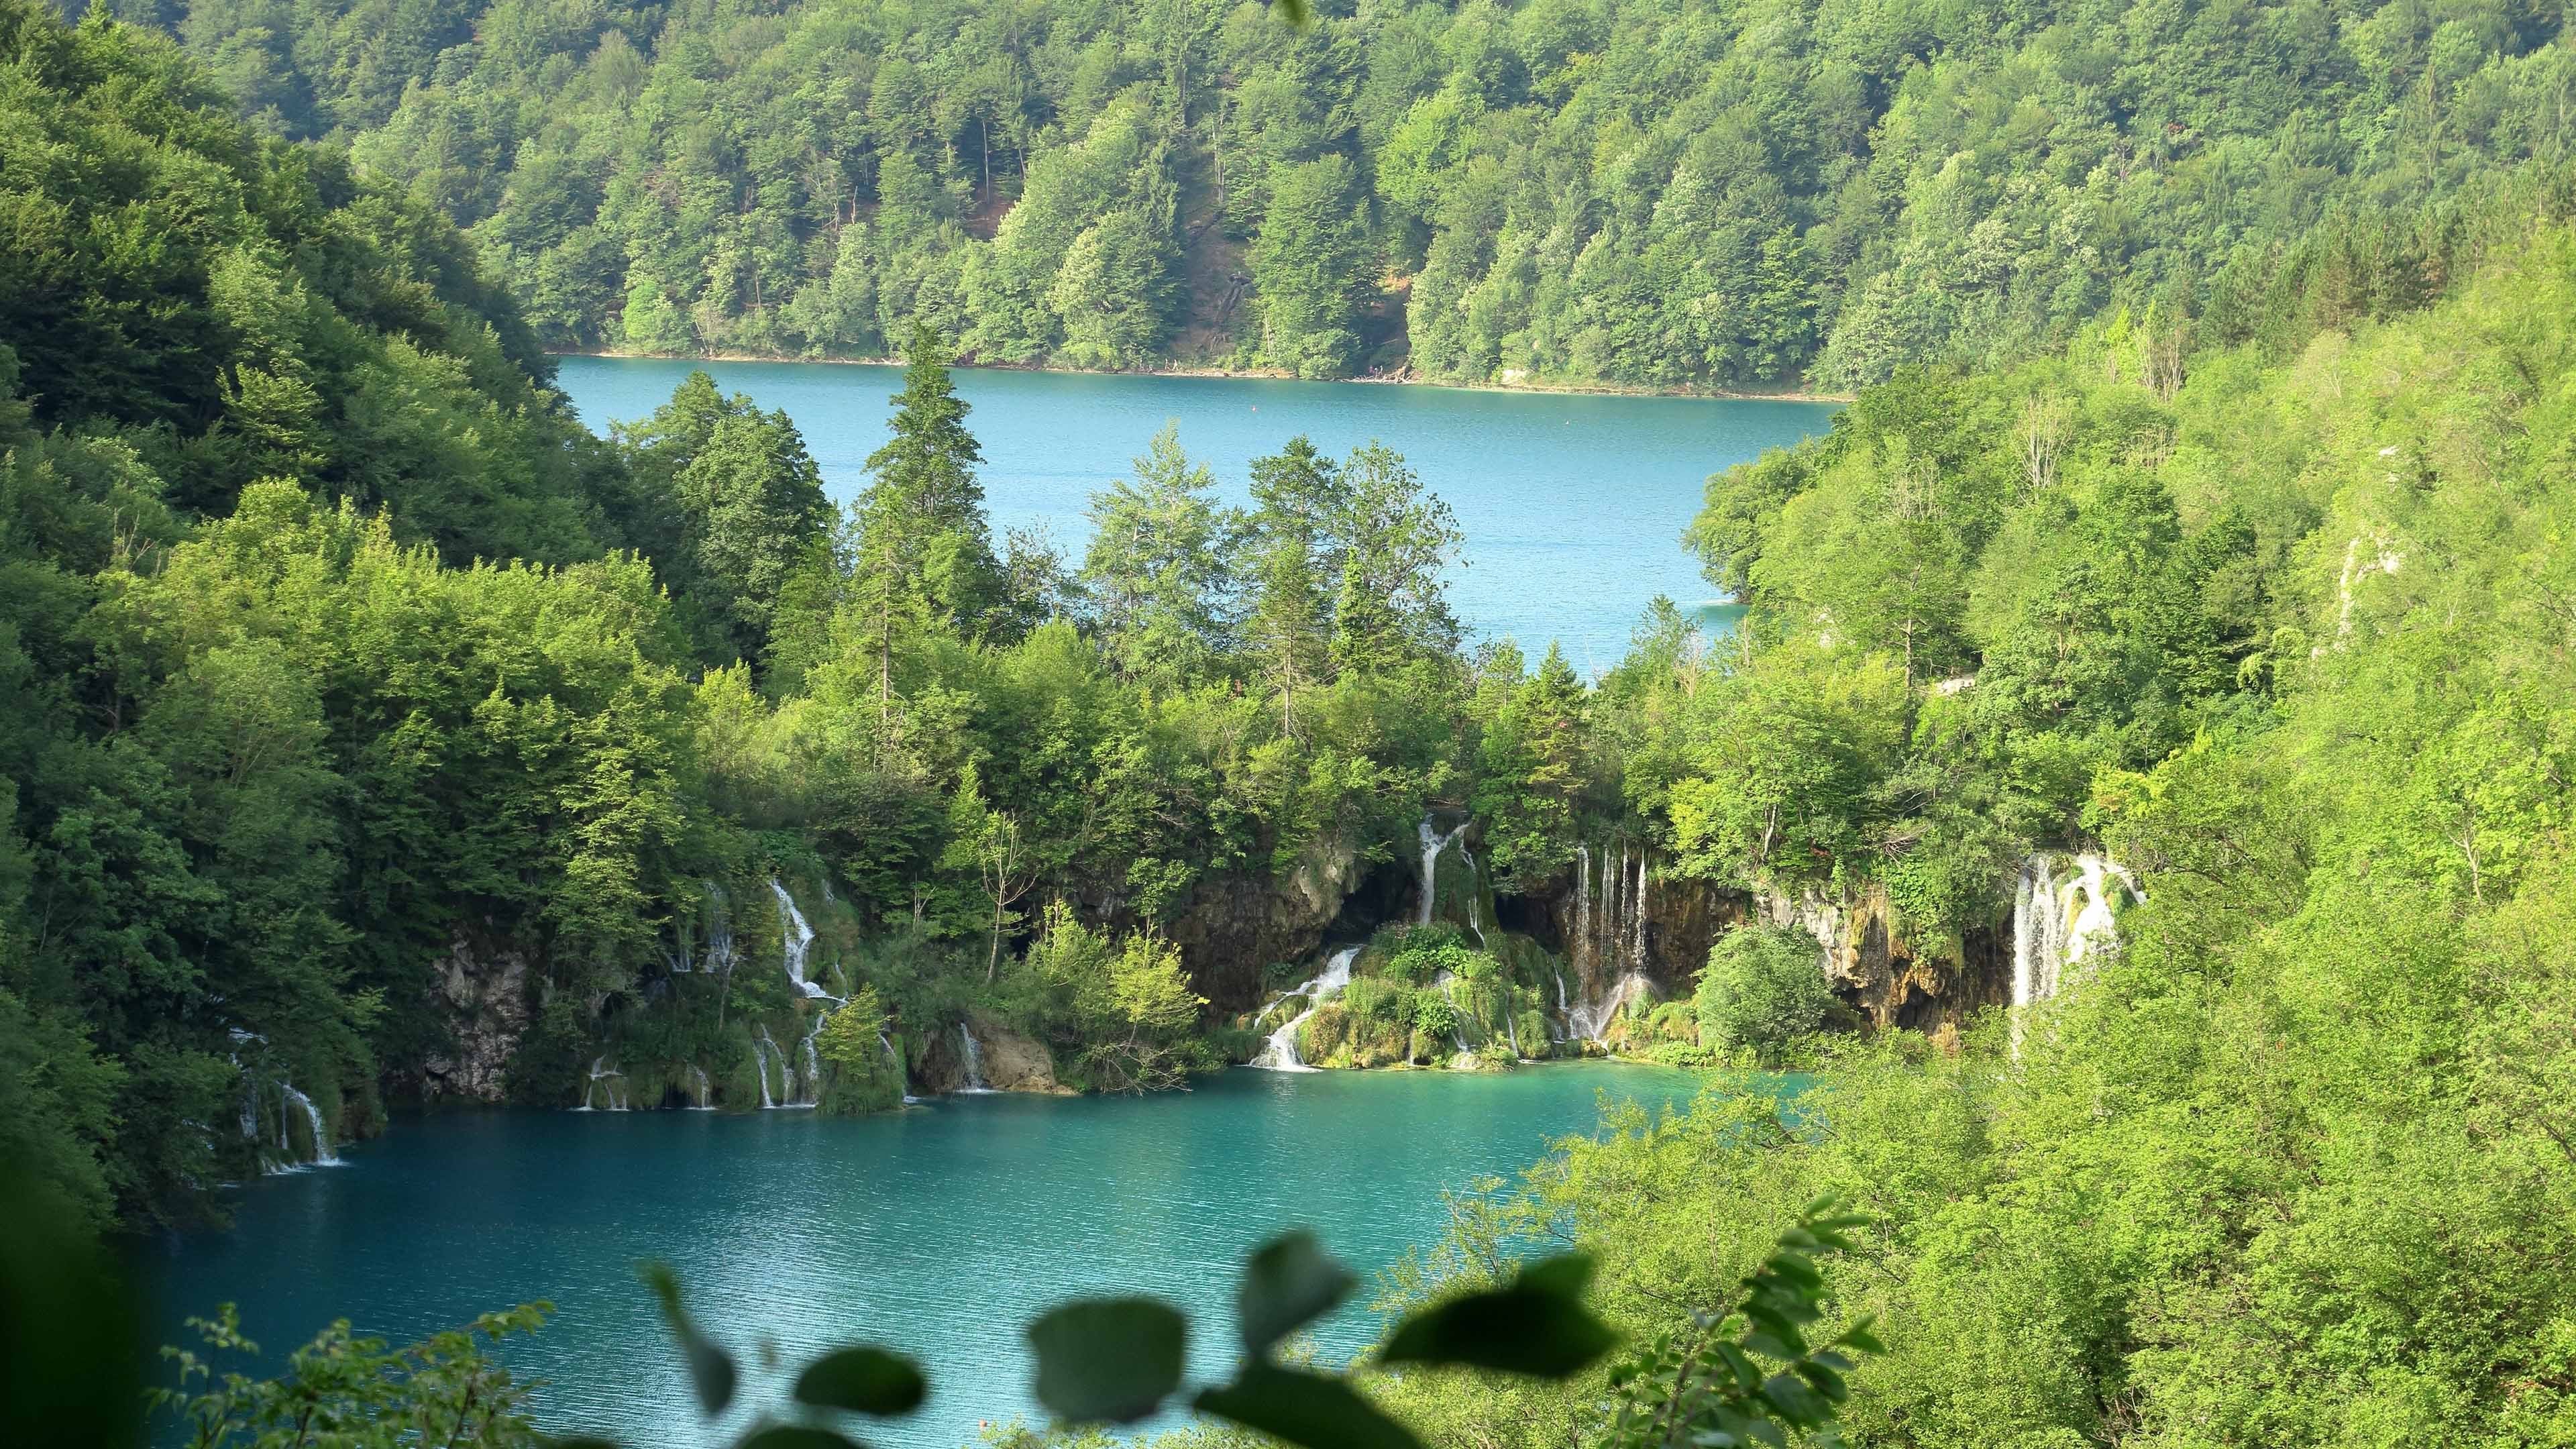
[1465,855,1491,948]
[1550,971,1571,1041]
[752,1028,782,1108]
[280,1084,341,1165]
[1250,946,1360,1071]
[2010,853,2144,1054]
[1417,815,1472,926]
[688,1065,714,1110]
[959,1023,994,1092]
[793,1014,828,1107]
[579,1055,629,1112]
[1574,845,1592,953]
[1504,999,1525,1060]
[1568,972,1654,1042]
[769,879,825,998]
[1627,851,1649,969]
[1434,969,1471,1058]
[704,884,736,977]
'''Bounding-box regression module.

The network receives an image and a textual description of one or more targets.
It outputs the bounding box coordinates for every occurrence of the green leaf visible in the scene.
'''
[736,1429,863,1449]
[794,1346,926,1416]
[641,1263,736,1417]
[1026,1297,1187,1423]
[1237,1231,1358,1356]
[1195,1363,1423,1449]
[1271,0,1311,26]
[1757,1371,1832,1426]
[1379,1253,1617,1378]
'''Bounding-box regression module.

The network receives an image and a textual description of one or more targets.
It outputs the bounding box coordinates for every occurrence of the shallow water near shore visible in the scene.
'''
[142,1063,1770,1448]
[554,358,1833,667]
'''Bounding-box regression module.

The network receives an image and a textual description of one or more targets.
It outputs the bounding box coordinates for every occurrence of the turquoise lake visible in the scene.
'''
[552,359,1837,667]
[146,1064,1740,1448]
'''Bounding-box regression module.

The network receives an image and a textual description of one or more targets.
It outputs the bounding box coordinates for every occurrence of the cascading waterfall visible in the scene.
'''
[958,1023,996,1092]
[1434,969,1471,1058]
[1627,849,1648,969]
[769,879,825,998]
[1568,973,1653,1042]
[2010,852,2144,1055]
[1574,845,1592,952]
[1464,854,1490,948]
[879,1031,920,1102]
[751,1028,782,1108]
[1250,946,1360,1071]
[689,1065,714,1110]
[1560,841,1655,1042]
[580,1056,630,1112]
[280,1084,341,1165]
[793,1015,828,1107]
[1417,815,1472,926]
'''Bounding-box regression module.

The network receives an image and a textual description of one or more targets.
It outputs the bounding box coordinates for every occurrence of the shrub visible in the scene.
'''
[1693,926,1838,1062]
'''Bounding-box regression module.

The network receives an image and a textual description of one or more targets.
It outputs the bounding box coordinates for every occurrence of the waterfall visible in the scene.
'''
[580,1055,630,1112]
[1250,946,1360,1071]
[1631,851,1650,969]
[1504,998,1525,1060]
[280,1084,341,1165]
[1568,972,1653,1043]
[1574,845,1591,955]
[1417,815,1472,926]
[2010,853,2145,1053]
[1464,855,1490,948]
[1550,971,1571,1041]
[959,1023,994,1093]
[769,879,825,998]
[689,1064,714,1110]
[702,882,737,978]
[752,1028,781,1108]
[794,1014,828,1107]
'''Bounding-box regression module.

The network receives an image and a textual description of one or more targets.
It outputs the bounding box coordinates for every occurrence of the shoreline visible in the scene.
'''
[545,349,1854,405]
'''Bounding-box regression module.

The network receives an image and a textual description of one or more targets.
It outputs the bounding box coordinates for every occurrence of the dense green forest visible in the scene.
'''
[70,0,2576,386]
[11,0,2576,1445]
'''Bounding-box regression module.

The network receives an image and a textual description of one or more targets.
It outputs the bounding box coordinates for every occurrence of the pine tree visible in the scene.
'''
[1246,438,1346,737]
[852,323,1003,722]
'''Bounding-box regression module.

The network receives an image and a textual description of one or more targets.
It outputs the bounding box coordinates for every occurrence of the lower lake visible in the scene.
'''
[552,359,1835,667]
[145,1064,1748,1448]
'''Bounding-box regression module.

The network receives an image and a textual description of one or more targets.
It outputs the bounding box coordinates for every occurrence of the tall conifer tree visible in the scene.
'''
[853,323,1003,718]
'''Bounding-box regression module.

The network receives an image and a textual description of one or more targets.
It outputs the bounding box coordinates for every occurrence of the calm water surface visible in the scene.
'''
[553,359,1833,667]
[148,1065,1745,1448]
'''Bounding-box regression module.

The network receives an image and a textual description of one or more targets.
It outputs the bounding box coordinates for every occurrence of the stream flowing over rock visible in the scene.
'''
[2010,852,2144,1052]
[1249,946,1360,1071]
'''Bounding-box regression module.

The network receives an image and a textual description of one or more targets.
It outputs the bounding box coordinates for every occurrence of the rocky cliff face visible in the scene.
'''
[911,1015,1064,1094]
[1160,835,1363,1011]
[1755,885,2007,1032]
[415,928,533,1102]
[1494,851,2013,1040]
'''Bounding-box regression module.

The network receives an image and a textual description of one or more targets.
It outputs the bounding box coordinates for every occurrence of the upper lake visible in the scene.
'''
[144,1065,1743,1448]
[553,359,1838,667]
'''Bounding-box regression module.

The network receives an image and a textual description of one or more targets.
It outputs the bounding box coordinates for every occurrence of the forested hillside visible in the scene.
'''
[18,3,2576,1443]
[1368,170,2576,1449]
[91,0,2576,388]
[0,0,1532,1232]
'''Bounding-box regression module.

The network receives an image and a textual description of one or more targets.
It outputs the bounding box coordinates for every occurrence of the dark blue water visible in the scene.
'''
[147,1065,1751,1447]
[552,359,1830,667]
